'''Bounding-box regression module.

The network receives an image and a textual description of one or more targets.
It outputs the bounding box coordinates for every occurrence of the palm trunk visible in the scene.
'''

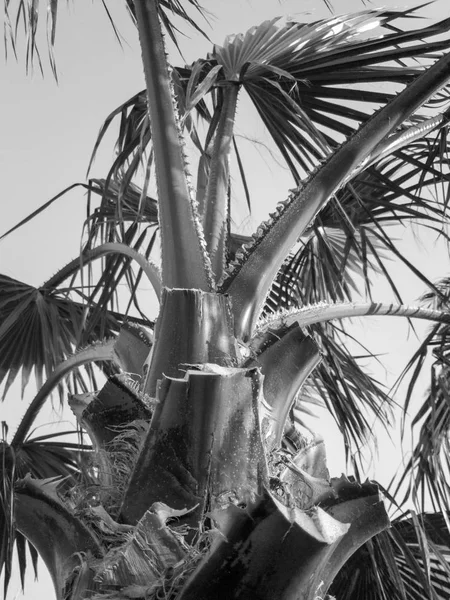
[12,294,390,600]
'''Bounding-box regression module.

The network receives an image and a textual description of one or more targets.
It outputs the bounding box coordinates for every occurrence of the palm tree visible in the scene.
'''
[2,1,450,598]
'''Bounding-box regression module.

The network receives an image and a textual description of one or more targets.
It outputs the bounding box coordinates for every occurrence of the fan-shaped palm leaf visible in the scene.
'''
[0,274,107,399]
[0,272,126,401]
[212,9,450,179]
[92,9,450,191]
[0,178,160,405]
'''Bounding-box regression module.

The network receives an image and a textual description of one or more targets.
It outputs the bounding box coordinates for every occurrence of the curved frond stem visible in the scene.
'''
[11,340,118,447]
[202,83,240,281]
[43,242,162,300]
[133,0,212,290]
[254,302,450,340]
[346,109,450,181]
[14,475,103,597]
[224,51,450,341]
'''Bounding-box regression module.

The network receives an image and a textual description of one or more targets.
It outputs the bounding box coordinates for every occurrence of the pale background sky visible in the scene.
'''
[1,0,449,597]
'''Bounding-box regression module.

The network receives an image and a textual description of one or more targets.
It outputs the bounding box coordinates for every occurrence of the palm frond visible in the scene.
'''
[264,225,383,312]
[0,178,159,405]
[265,119,450,312]
[0,183,90,242]
[4,0,210,76]
[88,9,450,240]
[250,312,394,472]
[86,68,213,223]
[0,424,89,595]
[330,510,450,599]
[0,177,158,255]
[0,273,121,400]
[215,11,450,180]
[75,227,159,342]
[391,278,450,513]
[305,324,394,473]
[395,362,450,515]
[87,90,154,214]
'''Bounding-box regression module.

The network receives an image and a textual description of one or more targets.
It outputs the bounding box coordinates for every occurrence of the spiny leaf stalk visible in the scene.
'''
[255,302,450,338]
[133,0,212,291]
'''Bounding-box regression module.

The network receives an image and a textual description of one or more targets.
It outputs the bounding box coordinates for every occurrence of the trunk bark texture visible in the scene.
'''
[14,289,390,600]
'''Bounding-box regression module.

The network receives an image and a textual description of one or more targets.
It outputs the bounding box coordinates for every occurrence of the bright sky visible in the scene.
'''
[1,0,449,597]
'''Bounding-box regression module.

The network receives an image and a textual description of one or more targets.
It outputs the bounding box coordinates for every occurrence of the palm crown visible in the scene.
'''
[2,1,450,599]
